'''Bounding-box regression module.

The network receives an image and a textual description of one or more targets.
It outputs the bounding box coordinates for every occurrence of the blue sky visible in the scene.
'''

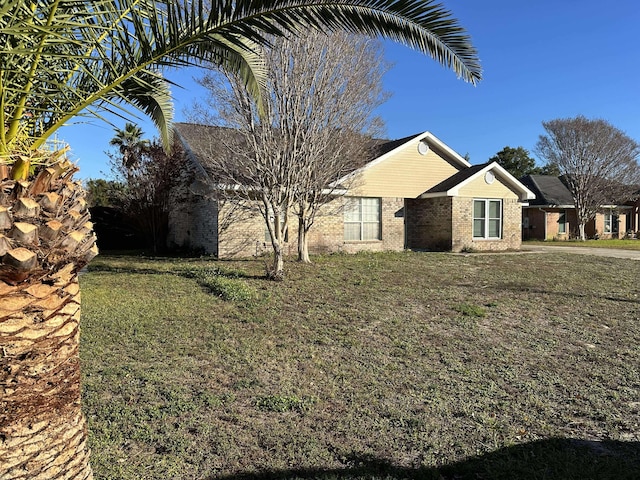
[59,0,640,180]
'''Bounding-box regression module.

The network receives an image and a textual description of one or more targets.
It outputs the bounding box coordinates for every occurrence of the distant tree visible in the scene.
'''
[489,146,540,179]
[108,135,184,253]
[85,178,124,207]
[539,162,561,176]
[109,122,151,170]
[536,116,640,240]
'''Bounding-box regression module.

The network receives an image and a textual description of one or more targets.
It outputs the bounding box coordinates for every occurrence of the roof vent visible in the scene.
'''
[417,140,429,155]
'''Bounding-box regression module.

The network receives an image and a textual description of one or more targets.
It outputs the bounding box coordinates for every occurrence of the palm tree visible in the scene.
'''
[109,122,151,170]
[0,1,481,478]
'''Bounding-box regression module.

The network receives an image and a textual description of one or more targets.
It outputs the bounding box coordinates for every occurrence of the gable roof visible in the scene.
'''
[175,123,535,201]
[520,175,575,207]
[333,131,471,187]
[176,122,379,180]
[420,162,536,201]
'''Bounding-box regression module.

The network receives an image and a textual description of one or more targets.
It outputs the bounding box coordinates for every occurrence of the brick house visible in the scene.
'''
[168,123,535,257]
[520,175,633,240]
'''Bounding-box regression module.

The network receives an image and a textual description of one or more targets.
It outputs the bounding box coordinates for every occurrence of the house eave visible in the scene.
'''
[418,191,453,199]
[419,162,536,201]
[523,204,575,209]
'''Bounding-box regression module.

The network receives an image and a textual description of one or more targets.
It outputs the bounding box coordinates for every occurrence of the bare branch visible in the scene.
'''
[189,30,389,271]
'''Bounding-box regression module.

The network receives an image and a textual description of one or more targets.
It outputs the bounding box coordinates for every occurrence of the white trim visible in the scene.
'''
[473,198,503,240]
[332,131,471,188]
[344,197,382,241]
[522,204,575,209]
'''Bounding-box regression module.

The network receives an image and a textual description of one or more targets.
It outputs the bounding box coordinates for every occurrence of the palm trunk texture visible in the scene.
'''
[1,160,97,479]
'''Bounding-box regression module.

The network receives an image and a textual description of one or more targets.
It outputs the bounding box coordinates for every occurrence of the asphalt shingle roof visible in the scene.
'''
[520,175,575,206]
[174,122,420,177]
[422,162,489,194]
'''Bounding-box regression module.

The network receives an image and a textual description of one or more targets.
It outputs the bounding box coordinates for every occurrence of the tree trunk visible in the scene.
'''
[266,206,286,280]
[0,275,93,480]
[297,216,311,263]
[578,222,586,241]
[270,246,284,280]
[1,157,97,479]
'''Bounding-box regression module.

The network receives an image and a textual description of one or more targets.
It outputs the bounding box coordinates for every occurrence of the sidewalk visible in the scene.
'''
[520,244,640,260]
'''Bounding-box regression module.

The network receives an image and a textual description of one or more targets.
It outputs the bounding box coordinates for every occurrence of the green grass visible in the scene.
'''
[524,238,640,250]
[80,251,640,479]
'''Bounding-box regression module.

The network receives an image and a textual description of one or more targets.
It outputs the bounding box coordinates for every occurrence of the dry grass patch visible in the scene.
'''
[81,251,640,479]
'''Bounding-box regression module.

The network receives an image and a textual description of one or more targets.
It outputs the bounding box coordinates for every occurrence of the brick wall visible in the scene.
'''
[523,208,572,240]
[216,196,407,258]
[451,197,522,251]
[405,197,452,251]
[308,197,405,254]
[218,203,301,258]
[523,208,628,240]
[167,178,219,255]
[171,187,524,256]
[593,211,626,239]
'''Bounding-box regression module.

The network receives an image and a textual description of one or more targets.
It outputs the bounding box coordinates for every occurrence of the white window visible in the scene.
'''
[603,209,612,234]
[558,210,567,234]
[344,197,381,241]
[473,199,502,239]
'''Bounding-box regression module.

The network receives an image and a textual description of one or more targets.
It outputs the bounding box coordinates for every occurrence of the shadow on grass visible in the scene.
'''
[87,261,266,280]
[208,438,640,480]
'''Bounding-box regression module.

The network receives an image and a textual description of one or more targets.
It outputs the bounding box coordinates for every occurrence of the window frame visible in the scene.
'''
[472,199,503,240]
[344,197,382,241]
[603,209,612,234]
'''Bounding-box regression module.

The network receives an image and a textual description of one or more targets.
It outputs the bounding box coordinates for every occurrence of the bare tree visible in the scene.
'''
[536,116,640,240]
[275,32,388,263]
[190,31,388,275]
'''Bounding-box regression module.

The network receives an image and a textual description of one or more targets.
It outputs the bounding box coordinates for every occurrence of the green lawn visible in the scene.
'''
[524,238,640,250]
[80,252,640,480]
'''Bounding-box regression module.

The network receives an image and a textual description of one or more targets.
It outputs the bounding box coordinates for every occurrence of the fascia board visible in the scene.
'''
[454,162,536,201]
[522,204,575,209]
[419,162,537,201]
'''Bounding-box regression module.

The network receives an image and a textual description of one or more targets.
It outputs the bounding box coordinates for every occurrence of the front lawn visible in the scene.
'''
[80,252,640,479]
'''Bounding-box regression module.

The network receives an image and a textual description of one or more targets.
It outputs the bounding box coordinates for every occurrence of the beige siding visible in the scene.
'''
[351,141,462,198]
[457,175,519,199]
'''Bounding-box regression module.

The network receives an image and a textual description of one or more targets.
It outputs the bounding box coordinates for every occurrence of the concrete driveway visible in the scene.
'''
[521,244,640,260]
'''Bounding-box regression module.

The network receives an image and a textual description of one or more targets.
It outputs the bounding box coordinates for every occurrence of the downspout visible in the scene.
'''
[538,208,548,240]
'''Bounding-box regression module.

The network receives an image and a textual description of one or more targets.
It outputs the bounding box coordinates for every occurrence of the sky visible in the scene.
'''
[58,0,640,180]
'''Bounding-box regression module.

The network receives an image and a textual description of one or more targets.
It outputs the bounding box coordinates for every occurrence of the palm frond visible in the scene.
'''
[1,0,480,156]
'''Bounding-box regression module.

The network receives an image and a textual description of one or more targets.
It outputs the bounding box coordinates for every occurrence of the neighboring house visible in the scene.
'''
[520,175,632,240]
[627,194,640,235]
[168,123,535,257]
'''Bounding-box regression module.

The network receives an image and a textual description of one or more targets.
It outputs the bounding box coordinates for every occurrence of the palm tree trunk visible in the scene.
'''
[0,274,93,479]
[1,157,97,479]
